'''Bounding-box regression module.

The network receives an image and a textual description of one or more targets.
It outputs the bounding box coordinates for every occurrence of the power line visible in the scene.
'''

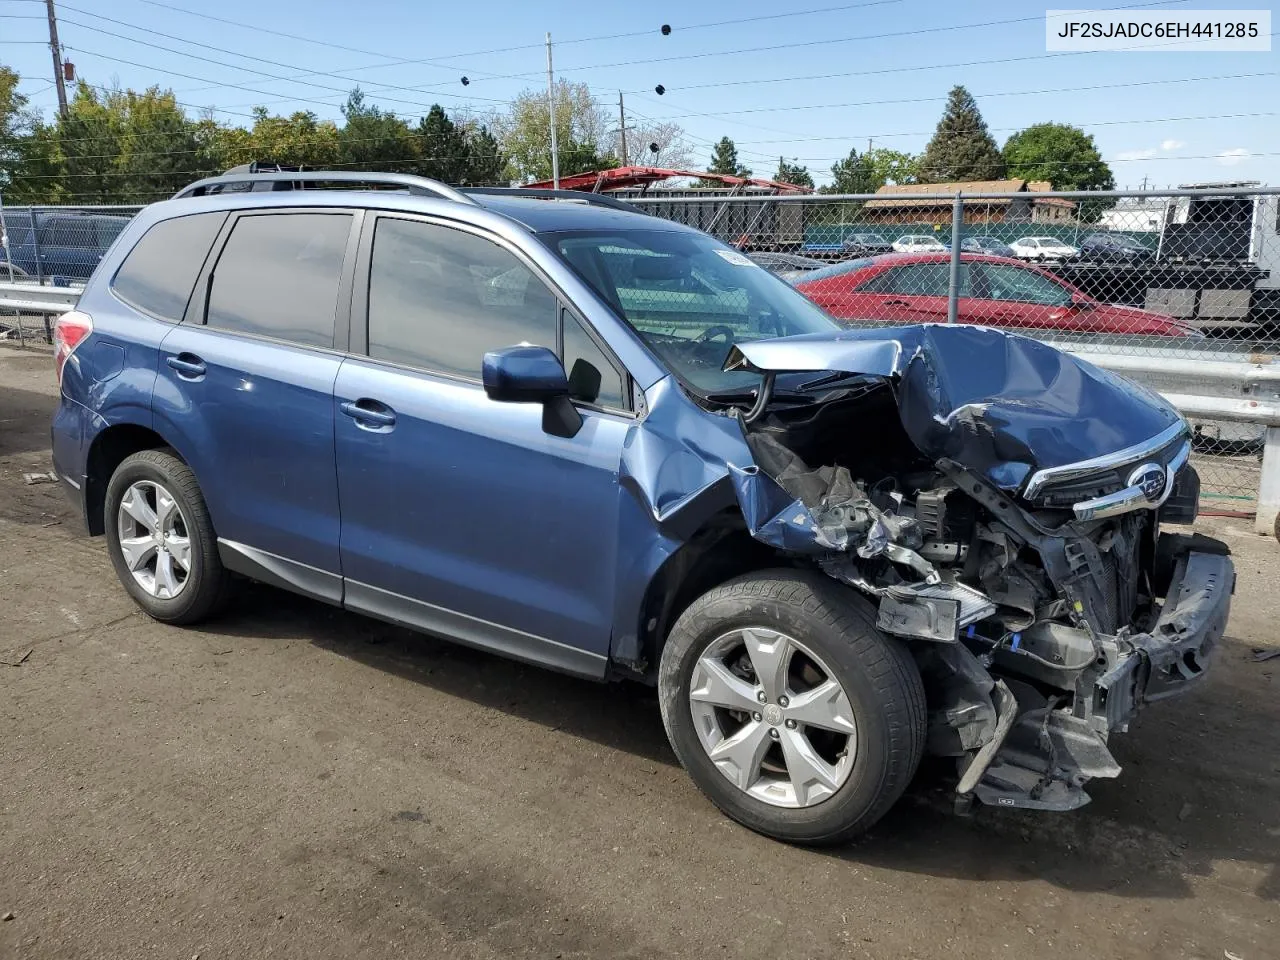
[624,23,1271,96]
[650,71,1276,122]
[136,0,904,96]
[56,5,531,94]
[57,21,514,110]
[470,0,1196,84]
[59,44,513,119]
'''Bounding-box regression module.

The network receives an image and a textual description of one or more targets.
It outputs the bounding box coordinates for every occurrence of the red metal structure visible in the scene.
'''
[523,166,812,194]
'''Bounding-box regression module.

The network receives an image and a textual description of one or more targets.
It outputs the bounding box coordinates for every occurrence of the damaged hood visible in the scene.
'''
[726,324,1184,492]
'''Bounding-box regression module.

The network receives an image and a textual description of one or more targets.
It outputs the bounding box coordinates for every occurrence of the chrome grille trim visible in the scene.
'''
[1022,421,1188,500]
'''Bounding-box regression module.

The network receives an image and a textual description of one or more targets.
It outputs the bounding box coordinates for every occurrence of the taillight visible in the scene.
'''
[53,310,93,385]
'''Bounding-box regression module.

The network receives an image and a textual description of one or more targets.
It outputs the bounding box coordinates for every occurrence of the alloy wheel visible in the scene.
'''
[688,627,857,808]
[115,480,192,599]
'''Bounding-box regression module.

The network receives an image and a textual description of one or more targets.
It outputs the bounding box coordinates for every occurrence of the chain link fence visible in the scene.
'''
[0,203,142,344]
[626,184,1280,518]
[3,187,1276,519]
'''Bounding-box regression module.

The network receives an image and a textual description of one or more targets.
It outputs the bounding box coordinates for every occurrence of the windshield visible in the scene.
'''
[545,229,840,394]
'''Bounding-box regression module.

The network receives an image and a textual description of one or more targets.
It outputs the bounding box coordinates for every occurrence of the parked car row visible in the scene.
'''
[749,246,1196,337]
[806,232,1161,266]
[1,210,133,280]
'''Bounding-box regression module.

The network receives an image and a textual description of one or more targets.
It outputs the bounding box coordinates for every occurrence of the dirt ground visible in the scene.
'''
[2,341,1277,960]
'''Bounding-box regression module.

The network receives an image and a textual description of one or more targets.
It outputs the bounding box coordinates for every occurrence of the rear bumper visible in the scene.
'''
[50,392,93,534]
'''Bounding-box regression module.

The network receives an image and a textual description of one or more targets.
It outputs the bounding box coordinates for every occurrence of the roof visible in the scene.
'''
[152,184,692,237]
[523,165,812,194]
[864,179,1077,209]
[470,193,694,232]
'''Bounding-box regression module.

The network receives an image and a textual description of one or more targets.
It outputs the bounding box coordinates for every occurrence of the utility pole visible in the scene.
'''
[546,33,560,189]
[45,0,69,119]
[618,91,628,167]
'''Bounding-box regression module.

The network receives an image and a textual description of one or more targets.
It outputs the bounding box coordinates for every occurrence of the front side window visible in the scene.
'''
[206,212,352,348]
[112,211,228,321]
[547,228,838,394]
[366,217,558,380]
[969,263,1071,305]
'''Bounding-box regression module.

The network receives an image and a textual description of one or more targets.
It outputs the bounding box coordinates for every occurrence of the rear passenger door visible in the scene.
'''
[333,214,631,675]
[152,209,360,598]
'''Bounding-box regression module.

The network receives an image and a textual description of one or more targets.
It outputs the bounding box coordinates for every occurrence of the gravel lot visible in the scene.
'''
[2,342,1277,960]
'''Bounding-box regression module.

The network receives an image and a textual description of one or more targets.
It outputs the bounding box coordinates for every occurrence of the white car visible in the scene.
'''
[1008,236,1078,261]
[891,234,947,253]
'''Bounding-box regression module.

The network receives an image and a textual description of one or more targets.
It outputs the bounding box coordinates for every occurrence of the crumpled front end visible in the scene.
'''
[723,325,1235,811]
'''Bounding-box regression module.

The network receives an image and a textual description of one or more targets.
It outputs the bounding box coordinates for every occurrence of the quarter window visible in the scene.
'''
[366,217,558,379]
[205,213,352,348]
[563,311,626,409]
[112,212,228,321]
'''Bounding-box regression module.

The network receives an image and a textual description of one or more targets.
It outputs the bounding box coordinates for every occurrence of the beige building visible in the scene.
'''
[861,179,1077,225]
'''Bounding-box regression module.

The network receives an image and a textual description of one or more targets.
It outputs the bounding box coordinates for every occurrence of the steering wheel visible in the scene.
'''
[696,324,737,344]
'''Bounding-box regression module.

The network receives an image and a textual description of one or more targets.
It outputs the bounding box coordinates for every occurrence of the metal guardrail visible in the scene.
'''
[1063,349,1280,538]
[0,280,81,314]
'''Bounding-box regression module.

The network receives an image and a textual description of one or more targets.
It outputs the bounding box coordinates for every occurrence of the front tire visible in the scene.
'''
[104,449,228,624]
[658,570,926,845]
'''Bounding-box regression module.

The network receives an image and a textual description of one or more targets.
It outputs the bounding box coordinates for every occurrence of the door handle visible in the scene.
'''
[340,399,397,428]
[882,298,911,307]
[166,354,206,379]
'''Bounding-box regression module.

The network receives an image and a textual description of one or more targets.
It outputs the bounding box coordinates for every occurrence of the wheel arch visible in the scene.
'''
[84,422,178,535]
[624,508,783,682]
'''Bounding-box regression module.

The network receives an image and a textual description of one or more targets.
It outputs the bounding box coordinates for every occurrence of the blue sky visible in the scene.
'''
[3,0,1277,187]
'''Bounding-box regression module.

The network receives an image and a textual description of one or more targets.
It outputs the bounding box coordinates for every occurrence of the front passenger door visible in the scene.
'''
[334,215,631,674]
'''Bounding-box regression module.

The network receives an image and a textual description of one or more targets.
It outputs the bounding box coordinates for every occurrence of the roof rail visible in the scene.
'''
[172,169,477,204]
[462,187,643,214]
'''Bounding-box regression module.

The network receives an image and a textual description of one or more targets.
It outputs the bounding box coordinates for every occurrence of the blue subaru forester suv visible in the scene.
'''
[51,170,1233,843]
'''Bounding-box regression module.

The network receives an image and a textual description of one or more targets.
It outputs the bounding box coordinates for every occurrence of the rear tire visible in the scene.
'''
[658,569,926,845]
[104,449,228,624]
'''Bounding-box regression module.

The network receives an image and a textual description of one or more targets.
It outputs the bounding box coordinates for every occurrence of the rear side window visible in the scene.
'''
[366,217,558,379]
[112,212,228,321]
[206,213,352,348]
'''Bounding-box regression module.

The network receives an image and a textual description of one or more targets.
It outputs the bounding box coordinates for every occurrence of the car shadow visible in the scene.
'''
[0,383,61,460]
[201,582,1279,903]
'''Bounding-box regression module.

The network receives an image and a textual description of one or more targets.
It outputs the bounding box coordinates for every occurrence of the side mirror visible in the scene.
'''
[482,344,582,438]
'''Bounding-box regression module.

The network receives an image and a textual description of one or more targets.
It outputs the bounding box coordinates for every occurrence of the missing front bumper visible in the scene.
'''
[966,548,1234,811]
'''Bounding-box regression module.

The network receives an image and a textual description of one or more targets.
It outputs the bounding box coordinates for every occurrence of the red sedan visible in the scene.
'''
[792,252,1198,337]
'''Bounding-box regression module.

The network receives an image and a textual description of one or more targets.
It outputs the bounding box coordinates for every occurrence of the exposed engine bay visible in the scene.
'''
[718,325,1235,811]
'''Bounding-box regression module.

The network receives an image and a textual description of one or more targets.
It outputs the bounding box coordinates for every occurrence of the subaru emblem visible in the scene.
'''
[1127,462,1167,503]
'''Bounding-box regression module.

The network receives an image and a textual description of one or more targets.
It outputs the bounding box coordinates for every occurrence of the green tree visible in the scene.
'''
[1002,122,1114,191]
[410,105,505,185]
[57,83,125,203]
[773,157,813,188]
[116,87,202,200]
[0,64,65,204]
[245,107,341,168]
[415,105,470,183]
[707,136,751,177]
[460,121,505,184]
[494,80,614,182]
[826,147,875,194]
[864,148,920,188]
[338,89,415,169]
[918,85,1005,182]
